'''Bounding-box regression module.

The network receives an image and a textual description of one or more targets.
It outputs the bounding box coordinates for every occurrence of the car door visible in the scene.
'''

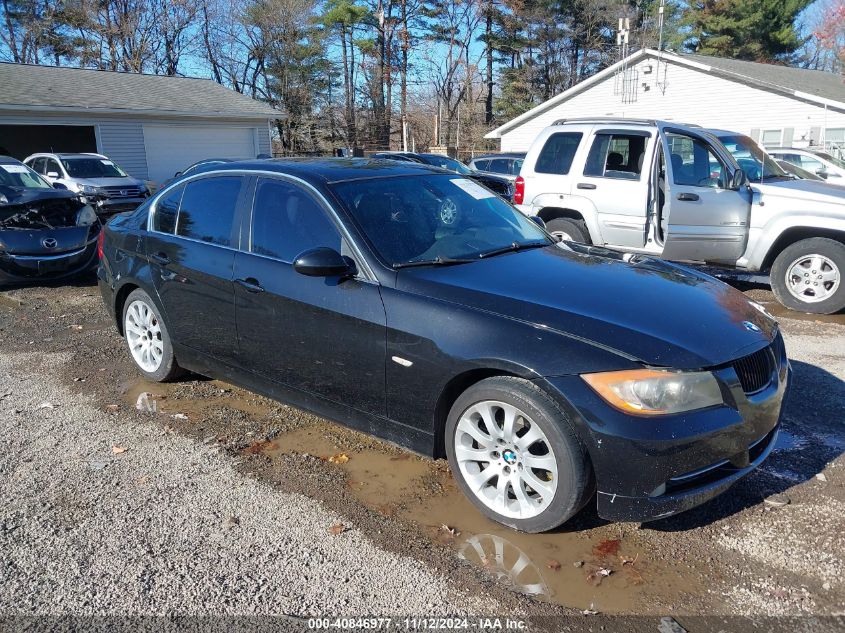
[660,129,751,264]
[145,174,245,362]
[232,176,387,417]
[576,129,654,249]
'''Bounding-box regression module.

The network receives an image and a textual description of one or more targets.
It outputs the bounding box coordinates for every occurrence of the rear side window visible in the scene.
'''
[176,176,242,246]
[535,133,582,174]
[486,159,510,174]
[153,185,183,234]
[250,178,341,262]
[584,133,647,179]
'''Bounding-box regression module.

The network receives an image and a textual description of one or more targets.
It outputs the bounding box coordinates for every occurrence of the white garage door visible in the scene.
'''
[143,125,257,184]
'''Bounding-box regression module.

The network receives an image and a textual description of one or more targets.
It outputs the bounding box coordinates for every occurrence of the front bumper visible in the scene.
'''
[0,237,99,283]
[543,337,790,523]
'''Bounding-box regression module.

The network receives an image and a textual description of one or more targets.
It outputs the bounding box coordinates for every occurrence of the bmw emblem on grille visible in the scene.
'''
[742,321,761,332]
[41,238,58,249]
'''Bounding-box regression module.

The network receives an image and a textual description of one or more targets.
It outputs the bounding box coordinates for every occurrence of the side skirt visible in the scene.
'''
[173,343,437,458]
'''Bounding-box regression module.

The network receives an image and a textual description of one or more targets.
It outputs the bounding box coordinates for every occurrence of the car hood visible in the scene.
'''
[73,176,142,188]
[398,244,777,370]
[754,178,845,207]
[0,187,79,206]
[0,190,95,254]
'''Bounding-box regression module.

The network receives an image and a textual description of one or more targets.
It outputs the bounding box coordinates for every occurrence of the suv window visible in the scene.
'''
[250,178,341,262]
[153,185,184,234]
[45,158,62,176]
[666,133,726,188]
[584,133,646,180]
[30,157,46,174]
[535,133,582,174]
[176,176,242,246]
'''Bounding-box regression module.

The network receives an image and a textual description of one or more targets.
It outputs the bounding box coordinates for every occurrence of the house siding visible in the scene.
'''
[498,57,845,152]
[0,111,273,181]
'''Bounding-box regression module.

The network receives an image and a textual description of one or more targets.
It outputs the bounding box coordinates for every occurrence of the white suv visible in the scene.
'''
[767,147,845,183]
[515,118,845,314]
[24,152,149,215]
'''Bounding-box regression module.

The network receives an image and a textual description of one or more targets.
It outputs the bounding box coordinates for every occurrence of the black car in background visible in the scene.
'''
[0,156,100,284]
[466,152,526,182]
[98,158,787,533]
[371,151,513,199]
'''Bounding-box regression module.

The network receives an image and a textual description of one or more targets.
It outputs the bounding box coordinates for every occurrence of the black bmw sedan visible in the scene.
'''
[98,158,788,533]
[0,156,101,284]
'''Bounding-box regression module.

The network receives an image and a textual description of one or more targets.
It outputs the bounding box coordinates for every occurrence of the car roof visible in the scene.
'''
[0,155,22,164]
[196,157,446,185]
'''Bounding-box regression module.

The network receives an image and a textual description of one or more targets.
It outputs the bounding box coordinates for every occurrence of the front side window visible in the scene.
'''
[153,185,183,234]
[46,159,62,176]
[330,174,550,267]
[716,134,785,182]
[584,133,647,180]
[535,132,582,175]
[667,133,728,188]
[61,157,128,178]
[800,156,826,173]
[176,176,242,246]
[250,178,341,262]
[29,157,45,174]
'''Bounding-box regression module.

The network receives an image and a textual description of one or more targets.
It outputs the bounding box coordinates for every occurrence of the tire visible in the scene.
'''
[545,217,591,244]
[444,376,593,533]
[122,288,184,382]
[770,238,845,315]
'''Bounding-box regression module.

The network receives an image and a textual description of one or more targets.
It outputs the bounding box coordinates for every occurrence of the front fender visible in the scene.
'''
[741,214,845,271]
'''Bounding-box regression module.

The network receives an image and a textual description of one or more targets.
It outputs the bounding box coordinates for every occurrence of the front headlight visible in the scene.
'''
[583,369,724,415]
[76,205,98,226]
[80,184,104,195]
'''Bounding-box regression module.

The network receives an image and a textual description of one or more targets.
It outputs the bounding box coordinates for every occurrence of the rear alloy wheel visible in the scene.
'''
[122,288,183,382]
[544,218,590,244]
[445,377,592,533]
[771,238,845,314]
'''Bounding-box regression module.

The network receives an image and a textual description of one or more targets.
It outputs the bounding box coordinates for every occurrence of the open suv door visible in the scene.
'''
[658,127,751,264]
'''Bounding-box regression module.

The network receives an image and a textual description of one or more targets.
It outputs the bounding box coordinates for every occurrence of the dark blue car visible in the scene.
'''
[98,158,788,532]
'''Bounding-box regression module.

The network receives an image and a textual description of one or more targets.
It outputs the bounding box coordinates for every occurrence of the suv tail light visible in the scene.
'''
[513,176,525,205]
[97,229,105,260]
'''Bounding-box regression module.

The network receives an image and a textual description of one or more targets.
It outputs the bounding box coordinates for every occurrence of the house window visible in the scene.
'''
[760,129,783,148]
[825,128,845,144]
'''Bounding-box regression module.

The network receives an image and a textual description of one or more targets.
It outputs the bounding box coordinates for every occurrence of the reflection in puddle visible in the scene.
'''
[458,534,551,599]
[122,378,701,612]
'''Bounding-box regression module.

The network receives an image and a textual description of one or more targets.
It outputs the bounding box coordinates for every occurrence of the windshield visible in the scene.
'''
[814,151,845,169]
[331,174,551,266]
[0,162,52,189]
[61,157,128,178]
[419,155,474,175]
[716,134,787,181]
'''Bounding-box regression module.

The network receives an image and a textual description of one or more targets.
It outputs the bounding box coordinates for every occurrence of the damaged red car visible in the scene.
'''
[0,156,101,284]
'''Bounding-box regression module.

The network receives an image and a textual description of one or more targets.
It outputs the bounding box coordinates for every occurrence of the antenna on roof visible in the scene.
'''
[657,0,666,52]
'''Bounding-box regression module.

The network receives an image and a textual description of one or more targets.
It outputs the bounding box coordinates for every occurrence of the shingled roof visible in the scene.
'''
[675,52,845,104]
[0,62,279,119]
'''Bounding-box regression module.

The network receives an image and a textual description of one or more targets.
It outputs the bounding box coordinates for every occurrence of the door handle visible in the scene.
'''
[677,192,699,201]
[150,252,170,265]
[235,277,265,293]
[577,183,597,190]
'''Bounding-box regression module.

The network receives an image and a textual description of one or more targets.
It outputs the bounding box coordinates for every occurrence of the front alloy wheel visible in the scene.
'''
[771,238,845,314]
[445,377,593,533]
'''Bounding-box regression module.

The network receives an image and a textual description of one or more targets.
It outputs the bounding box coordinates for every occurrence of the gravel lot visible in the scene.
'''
[0,277,844,627]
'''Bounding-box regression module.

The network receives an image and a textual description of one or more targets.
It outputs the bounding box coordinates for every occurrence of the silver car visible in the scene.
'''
[24,152,149,215]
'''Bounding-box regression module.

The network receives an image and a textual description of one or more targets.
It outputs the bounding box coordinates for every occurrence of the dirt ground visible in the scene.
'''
[1,273,844,625]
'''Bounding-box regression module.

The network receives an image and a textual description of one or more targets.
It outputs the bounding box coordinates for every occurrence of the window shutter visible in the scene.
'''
[782,128,794,146]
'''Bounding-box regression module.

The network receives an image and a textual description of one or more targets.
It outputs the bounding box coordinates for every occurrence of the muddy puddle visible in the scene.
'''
[756,298,845,326]
[123,377,702,613]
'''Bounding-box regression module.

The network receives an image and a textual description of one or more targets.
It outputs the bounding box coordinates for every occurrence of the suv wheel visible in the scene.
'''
[445,377,593,533]
[771,238,845,314]
[545,218,590,244]
[122,288,184,382]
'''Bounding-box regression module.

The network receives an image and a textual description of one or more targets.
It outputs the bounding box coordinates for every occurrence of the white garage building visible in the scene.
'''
[486,49,845,155]
[0,62,278,184]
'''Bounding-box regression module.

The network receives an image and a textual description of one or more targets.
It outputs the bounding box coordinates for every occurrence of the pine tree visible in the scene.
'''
[683,0,813,61]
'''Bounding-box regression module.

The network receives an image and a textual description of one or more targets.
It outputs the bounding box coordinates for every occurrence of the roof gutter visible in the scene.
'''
[0,103,282,120]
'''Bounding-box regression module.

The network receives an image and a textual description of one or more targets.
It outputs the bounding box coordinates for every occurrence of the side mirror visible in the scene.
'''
[730,169,747,189]
[529,216,546,229]
[816,169,829,179]
[46,171,59,179]
[293,247,356,278]
[52,182,68,190]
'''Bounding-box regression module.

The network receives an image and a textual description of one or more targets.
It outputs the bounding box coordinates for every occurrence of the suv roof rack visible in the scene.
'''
[552,117,658,126]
